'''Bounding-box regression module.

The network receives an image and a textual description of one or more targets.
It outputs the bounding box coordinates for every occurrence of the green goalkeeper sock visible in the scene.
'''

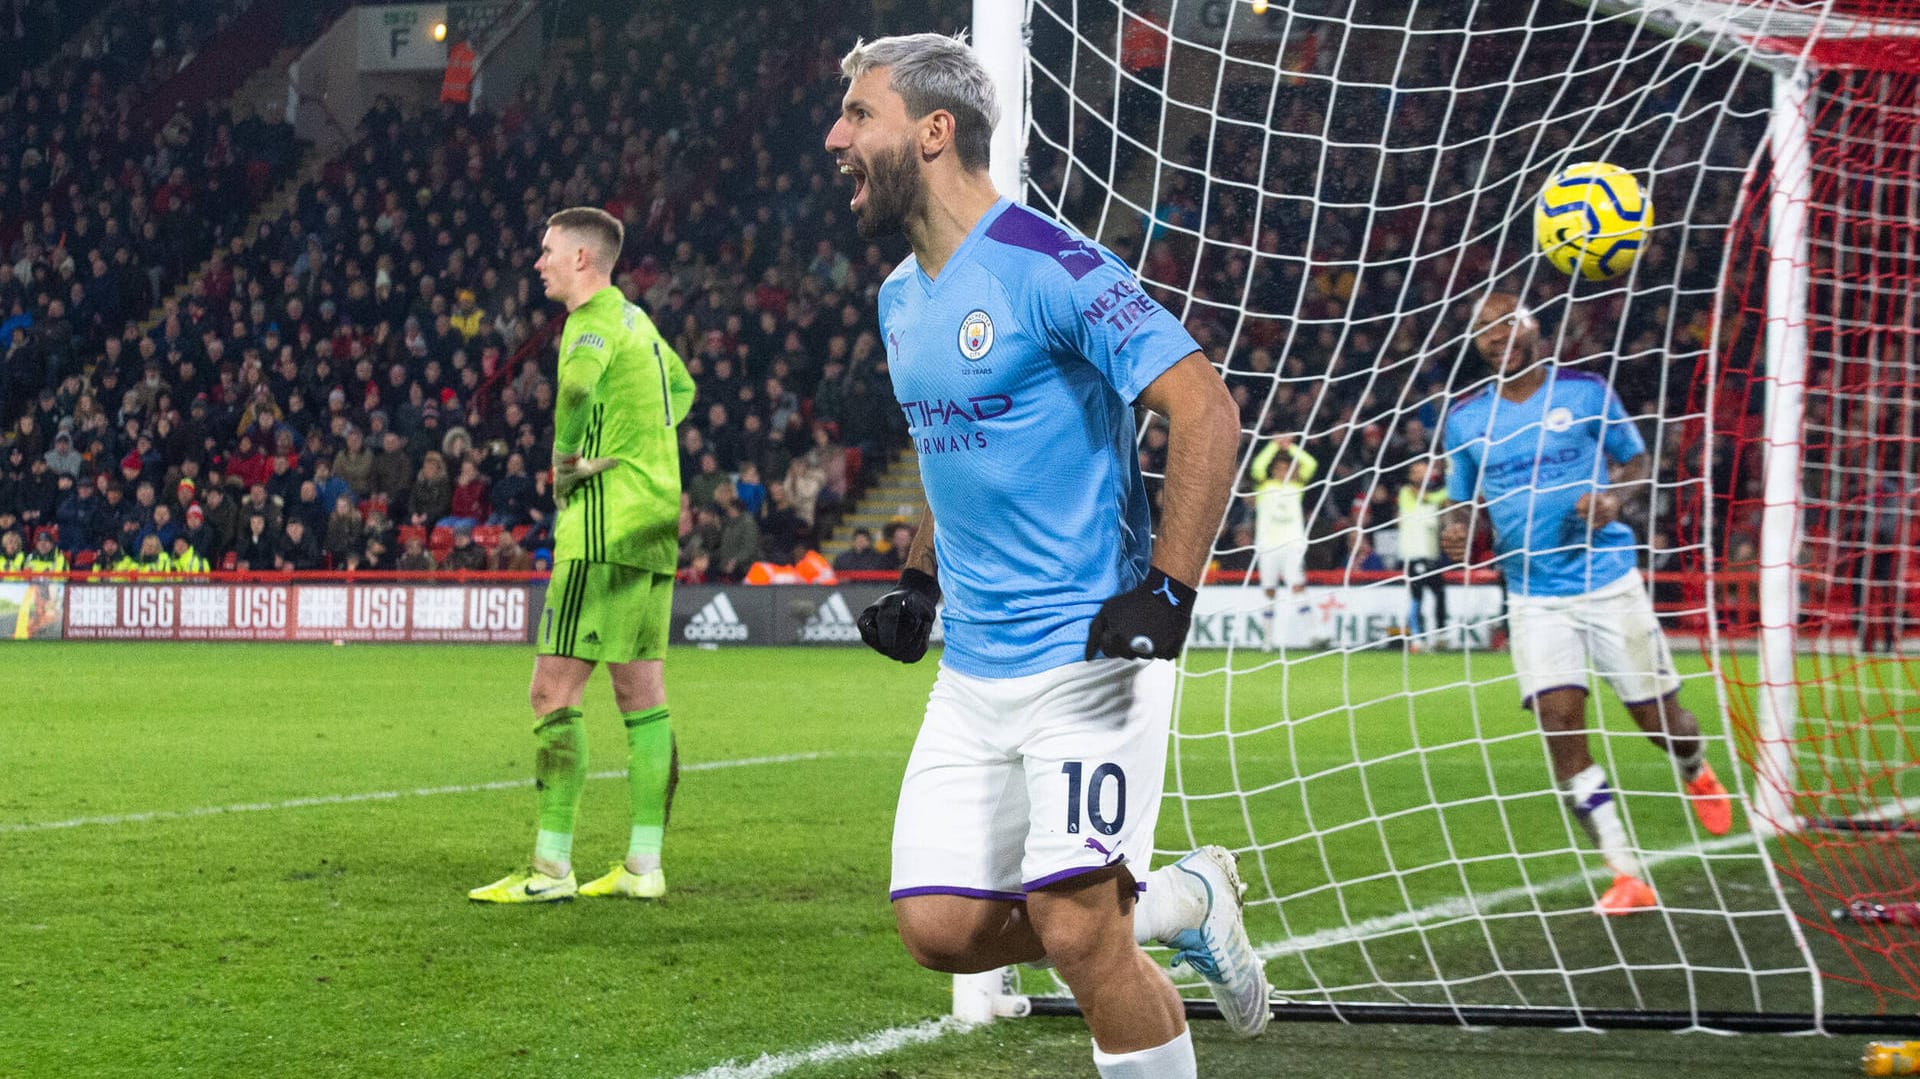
[623,706,674,870]
[532,707,587,868]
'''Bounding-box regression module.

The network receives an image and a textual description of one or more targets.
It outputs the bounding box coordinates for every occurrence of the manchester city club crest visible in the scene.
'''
[1544,405,1575,432]
[958,310,994,361]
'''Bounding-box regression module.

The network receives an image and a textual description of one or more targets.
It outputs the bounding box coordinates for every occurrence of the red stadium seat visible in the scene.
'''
[429,526,454,560]
[222,552,238,571]
[398,525,427,548]
[472,524,503,549]
[73,550,96,569]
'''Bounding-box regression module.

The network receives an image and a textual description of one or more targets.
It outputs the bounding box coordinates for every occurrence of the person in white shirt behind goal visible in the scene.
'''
[1439,292,1734,916]
[1249,431,1318,648]
[1397,458,1450,650]
[826,32,1271,1078]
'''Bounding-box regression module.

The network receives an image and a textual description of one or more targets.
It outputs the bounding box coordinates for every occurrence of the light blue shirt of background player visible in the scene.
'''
[877,198,1203,677]
[1441,296,1650,597]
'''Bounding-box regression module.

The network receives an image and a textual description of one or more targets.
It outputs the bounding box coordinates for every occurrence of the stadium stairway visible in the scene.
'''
[135,82,333,331]
[818,452,925,562]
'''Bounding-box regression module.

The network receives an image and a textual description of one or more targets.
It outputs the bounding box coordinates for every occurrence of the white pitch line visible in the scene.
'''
[1257,793,1920,958]
[0,752,832,834]
[672,1018,974,1079]
[655,833,1773,1078]
[1257,830,1761,960]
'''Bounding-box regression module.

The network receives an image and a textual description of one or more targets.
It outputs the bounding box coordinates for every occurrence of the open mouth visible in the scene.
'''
[839,160,868,211]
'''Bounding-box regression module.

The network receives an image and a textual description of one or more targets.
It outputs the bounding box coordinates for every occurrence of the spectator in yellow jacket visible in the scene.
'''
[25,529,68,573]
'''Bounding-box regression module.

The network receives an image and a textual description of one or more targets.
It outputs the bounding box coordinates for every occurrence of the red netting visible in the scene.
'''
[1704,29,1920,1011]
[1744,1,1920,72]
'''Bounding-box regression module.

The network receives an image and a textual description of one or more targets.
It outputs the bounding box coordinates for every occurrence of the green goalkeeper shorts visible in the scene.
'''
[537,560,673,664]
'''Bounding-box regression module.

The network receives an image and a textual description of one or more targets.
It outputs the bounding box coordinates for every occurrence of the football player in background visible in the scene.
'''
[1440,292,1732,916]
[469,207,696,904]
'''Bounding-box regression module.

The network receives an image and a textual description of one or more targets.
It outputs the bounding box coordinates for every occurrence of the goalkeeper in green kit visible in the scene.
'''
[470,207,696,903]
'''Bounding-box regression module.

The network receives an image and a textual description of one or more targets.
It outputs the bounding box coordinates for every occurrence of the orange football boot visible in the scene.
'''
[1685,762,1734,836]
[1595,874,1658,916]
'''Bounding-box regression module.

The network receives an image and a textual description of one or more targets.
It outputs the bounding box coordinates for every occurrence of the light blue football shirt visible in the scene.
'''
[1441,366,1646,597]
[878,199,1201,678]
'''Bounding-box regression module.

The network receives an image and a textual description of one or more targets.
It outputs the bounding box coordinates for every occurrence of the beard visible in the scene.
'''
[855,138,924,240]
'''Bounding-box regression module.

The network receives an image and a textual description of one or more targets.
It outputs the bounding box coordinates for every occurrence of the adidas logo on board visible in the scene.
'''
[684,593,750,642]
[799,593,863,643]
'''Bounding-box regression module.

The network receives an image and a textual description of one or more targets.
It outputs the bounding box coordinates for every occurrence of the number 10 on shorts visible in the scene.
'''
[1061,761,1127,836]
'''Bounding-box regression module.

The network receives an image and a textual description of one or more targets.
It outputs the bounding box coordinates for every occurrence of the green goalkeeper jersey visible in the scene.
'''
[553,286,696,571]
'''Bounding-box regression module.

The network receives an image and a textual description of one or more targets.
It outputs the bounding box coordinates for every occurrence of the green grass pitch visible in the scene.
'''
[0,643,1893,1077]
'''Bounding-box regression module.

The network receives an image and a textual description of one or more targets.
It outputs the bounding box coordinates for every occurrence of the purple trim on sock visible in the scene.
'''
[1023,862,1126,893]
[889,885,1025,903]
[1572,787,1615,817]
[1521,683,1589,710]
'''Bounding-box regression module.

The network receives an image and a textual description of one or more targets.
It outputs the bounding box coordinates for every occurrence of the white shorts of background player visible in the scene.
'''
[1509,569,1683,708]
[1255,538,1308,593]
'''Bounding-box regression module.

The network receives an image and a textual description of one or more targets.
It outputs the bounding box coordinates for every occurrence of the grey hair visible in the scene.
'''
[840,32,999,172]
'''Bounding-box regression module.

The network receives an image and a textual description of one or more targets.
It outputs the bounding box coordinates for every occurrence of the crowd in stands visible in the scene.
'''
[0,0,964,577]
[8,0,1892,593]
[3,0,109,93]
[0,0,305,447]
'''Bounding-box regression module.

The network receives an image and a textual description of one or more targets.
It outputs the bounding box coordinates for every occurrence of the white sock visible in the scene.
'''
[1673,746,1705,782]
[627,824,664,874]
[1133,866,1201,945]
[1560,765,1642,879]
[533,829,572,875]
[1093,1028,1196,1079]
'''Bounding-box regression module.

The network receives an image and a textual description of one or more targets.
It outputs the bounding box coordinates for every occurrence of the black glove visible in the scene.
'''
[857,567,940,663]
[1086,566,1196,661]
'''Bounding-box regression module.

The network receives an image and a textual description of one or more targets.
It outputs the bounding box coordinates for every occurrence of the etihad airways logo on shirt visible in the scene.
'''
[899,394,1014,457]
[1484,445,1584,482]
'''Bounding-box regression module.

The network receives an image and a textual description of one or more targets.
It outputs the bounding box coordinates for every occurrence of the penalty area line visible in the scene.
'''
[673,1017,975,1079]
[1,752,834,834]
[1255,827,1764,960]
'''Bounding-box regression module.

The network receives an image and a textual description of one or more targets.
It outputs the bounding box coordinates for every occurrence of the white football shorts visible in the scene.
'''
[1256,538,1308,591]
[1508,568,1682,707]
[889,657,1176,902]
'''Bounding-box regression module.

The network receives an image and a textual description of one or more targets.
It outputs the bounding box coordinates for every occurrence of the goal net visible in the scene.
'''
[1708,8,1920,1013]
[985,0,1920,1031]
